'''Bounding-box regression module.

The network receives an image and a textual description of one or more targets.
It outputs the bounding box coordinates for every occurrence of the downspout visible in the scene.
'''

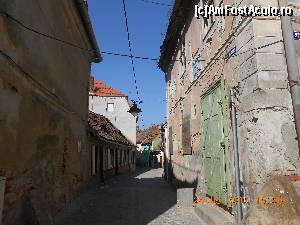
[75,0,102,63]
[279,0,300,156]
[230,89,242,225]
[0,177,5,225]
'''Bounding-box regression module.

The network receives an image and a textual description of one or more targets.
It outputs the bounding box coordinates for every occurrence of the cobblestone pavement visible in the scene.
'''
[56,167,204,225]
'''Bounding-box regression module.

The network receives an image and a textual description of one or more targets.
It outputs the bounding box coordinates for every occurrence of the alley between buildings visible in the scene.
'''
[55,168,203,225]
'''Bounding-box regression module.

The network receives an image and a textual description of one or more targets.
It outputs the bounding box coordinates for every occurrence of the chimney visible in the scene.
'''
[89,76,95,92]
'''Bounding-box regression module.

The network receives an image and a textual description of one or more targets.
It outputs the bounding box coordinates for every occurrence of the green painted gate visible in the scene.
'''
[201,82,228,204]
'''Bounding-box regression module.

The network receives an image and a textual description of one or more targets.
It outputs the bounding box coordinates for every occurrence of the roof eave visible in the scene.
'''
[159,0,196,73]
[75,0,102,63]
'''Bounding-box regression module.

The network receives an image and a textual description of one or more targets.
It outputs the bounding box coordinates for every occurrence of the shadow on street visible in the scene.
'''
[55,167,180,225]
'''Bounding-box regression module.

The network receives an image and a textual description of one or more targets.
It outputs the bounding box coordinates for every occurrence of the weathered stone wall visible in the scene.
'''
[166,0,239,197]
[235,0,300,199]
[0,0,96,224]
[164,0,300,215]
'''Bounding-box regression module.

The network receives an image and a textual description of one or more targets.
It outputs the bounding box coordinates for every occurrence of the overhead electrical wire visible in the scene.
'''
[137,0,172,7]
[0,11,205,63]
[0,11,91,52]
[0,48,87,123]
[0,9,286,126]
[122,0,145,127]
[0,10,283,79]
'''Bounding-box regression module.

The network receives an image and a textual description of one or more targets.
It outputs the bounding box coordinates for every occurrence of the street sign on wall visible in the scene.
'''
[224,47,237,62]
[294,31,300,40]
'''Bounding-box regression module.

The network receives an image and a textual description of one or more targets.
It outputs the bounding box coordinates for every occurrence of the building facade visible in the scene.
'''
[89,78,137,145]
[0,1,100,224]
[136,125,161,166]
[88,111,136,181]
[159,0,300,223]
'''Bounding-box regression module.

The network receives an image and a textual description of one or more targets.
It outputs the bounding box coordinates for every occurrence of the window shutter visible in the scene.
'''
[182,116,192,154]
[169,127,173,155]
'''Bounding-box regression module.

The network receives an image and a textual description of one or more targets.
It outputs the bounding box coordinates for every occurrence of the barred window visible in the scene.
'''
[192,54,202,79]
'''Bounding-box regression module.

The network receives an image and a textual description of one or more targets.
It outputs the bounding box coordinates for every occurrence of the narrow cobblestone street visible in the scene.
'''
[55,168,203,225]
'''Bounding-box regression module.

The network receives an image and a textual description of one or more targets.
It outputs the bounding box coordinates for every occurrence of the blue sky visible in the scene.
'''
[88,0,173,128]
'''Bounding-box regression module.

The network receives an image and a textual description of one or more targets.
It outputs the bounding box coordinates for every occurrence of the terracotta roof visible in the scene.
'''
[137,125,161,144]
[90,79,127,97]
[88,111,133,146]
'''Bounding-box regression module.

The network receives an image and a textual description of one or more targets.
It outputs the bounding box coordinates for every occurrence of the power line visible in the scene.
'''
[137,0,172,7]
[0,11,205,64]
[122,0,145,127]
[0,11,157,62]
[0,11,94,53]
[102,50,207,62]
[0,48,87,123]
[101,51,158,61]
[168,38,283,113]
[122,0,141,101]
[136,0,194,11]
[1,9,282,67]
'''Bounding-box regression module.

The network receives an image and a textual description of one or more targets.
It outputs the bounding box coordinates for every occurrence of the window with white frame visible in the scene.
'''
[107,103,114,113]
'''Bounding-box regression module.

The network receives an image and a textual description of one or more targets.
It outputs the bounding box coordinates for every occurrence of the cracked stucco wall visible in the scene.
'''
[0,0,96,224]
[165,0,239,198]
[164,0,300,213]
[236,0,300,199]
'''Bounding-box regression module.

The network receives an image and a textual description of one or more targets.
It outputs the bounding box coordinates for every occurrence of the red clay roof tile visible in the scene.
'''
[88,111,134,146]
[136,125,161,144]
[90,79,127,97]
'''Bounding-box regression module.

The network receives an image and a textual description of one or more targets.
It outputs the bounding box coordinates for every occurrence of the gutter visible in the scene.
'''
[230,89,242,225]
[279,0,300,156]
[88,127,135,148]
[75,0,102,63]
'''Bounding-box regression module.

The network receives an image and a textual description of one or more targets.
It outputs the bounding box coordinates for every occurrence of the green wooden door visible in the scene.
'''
[201,82,228,204]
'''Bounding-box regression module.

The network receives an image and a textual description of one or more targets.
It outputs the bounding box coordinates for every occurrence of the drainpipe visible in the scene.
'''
[279,0,300,157]
[230,89,242,225]
[0,177,5,225]
[75,0,102,63]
